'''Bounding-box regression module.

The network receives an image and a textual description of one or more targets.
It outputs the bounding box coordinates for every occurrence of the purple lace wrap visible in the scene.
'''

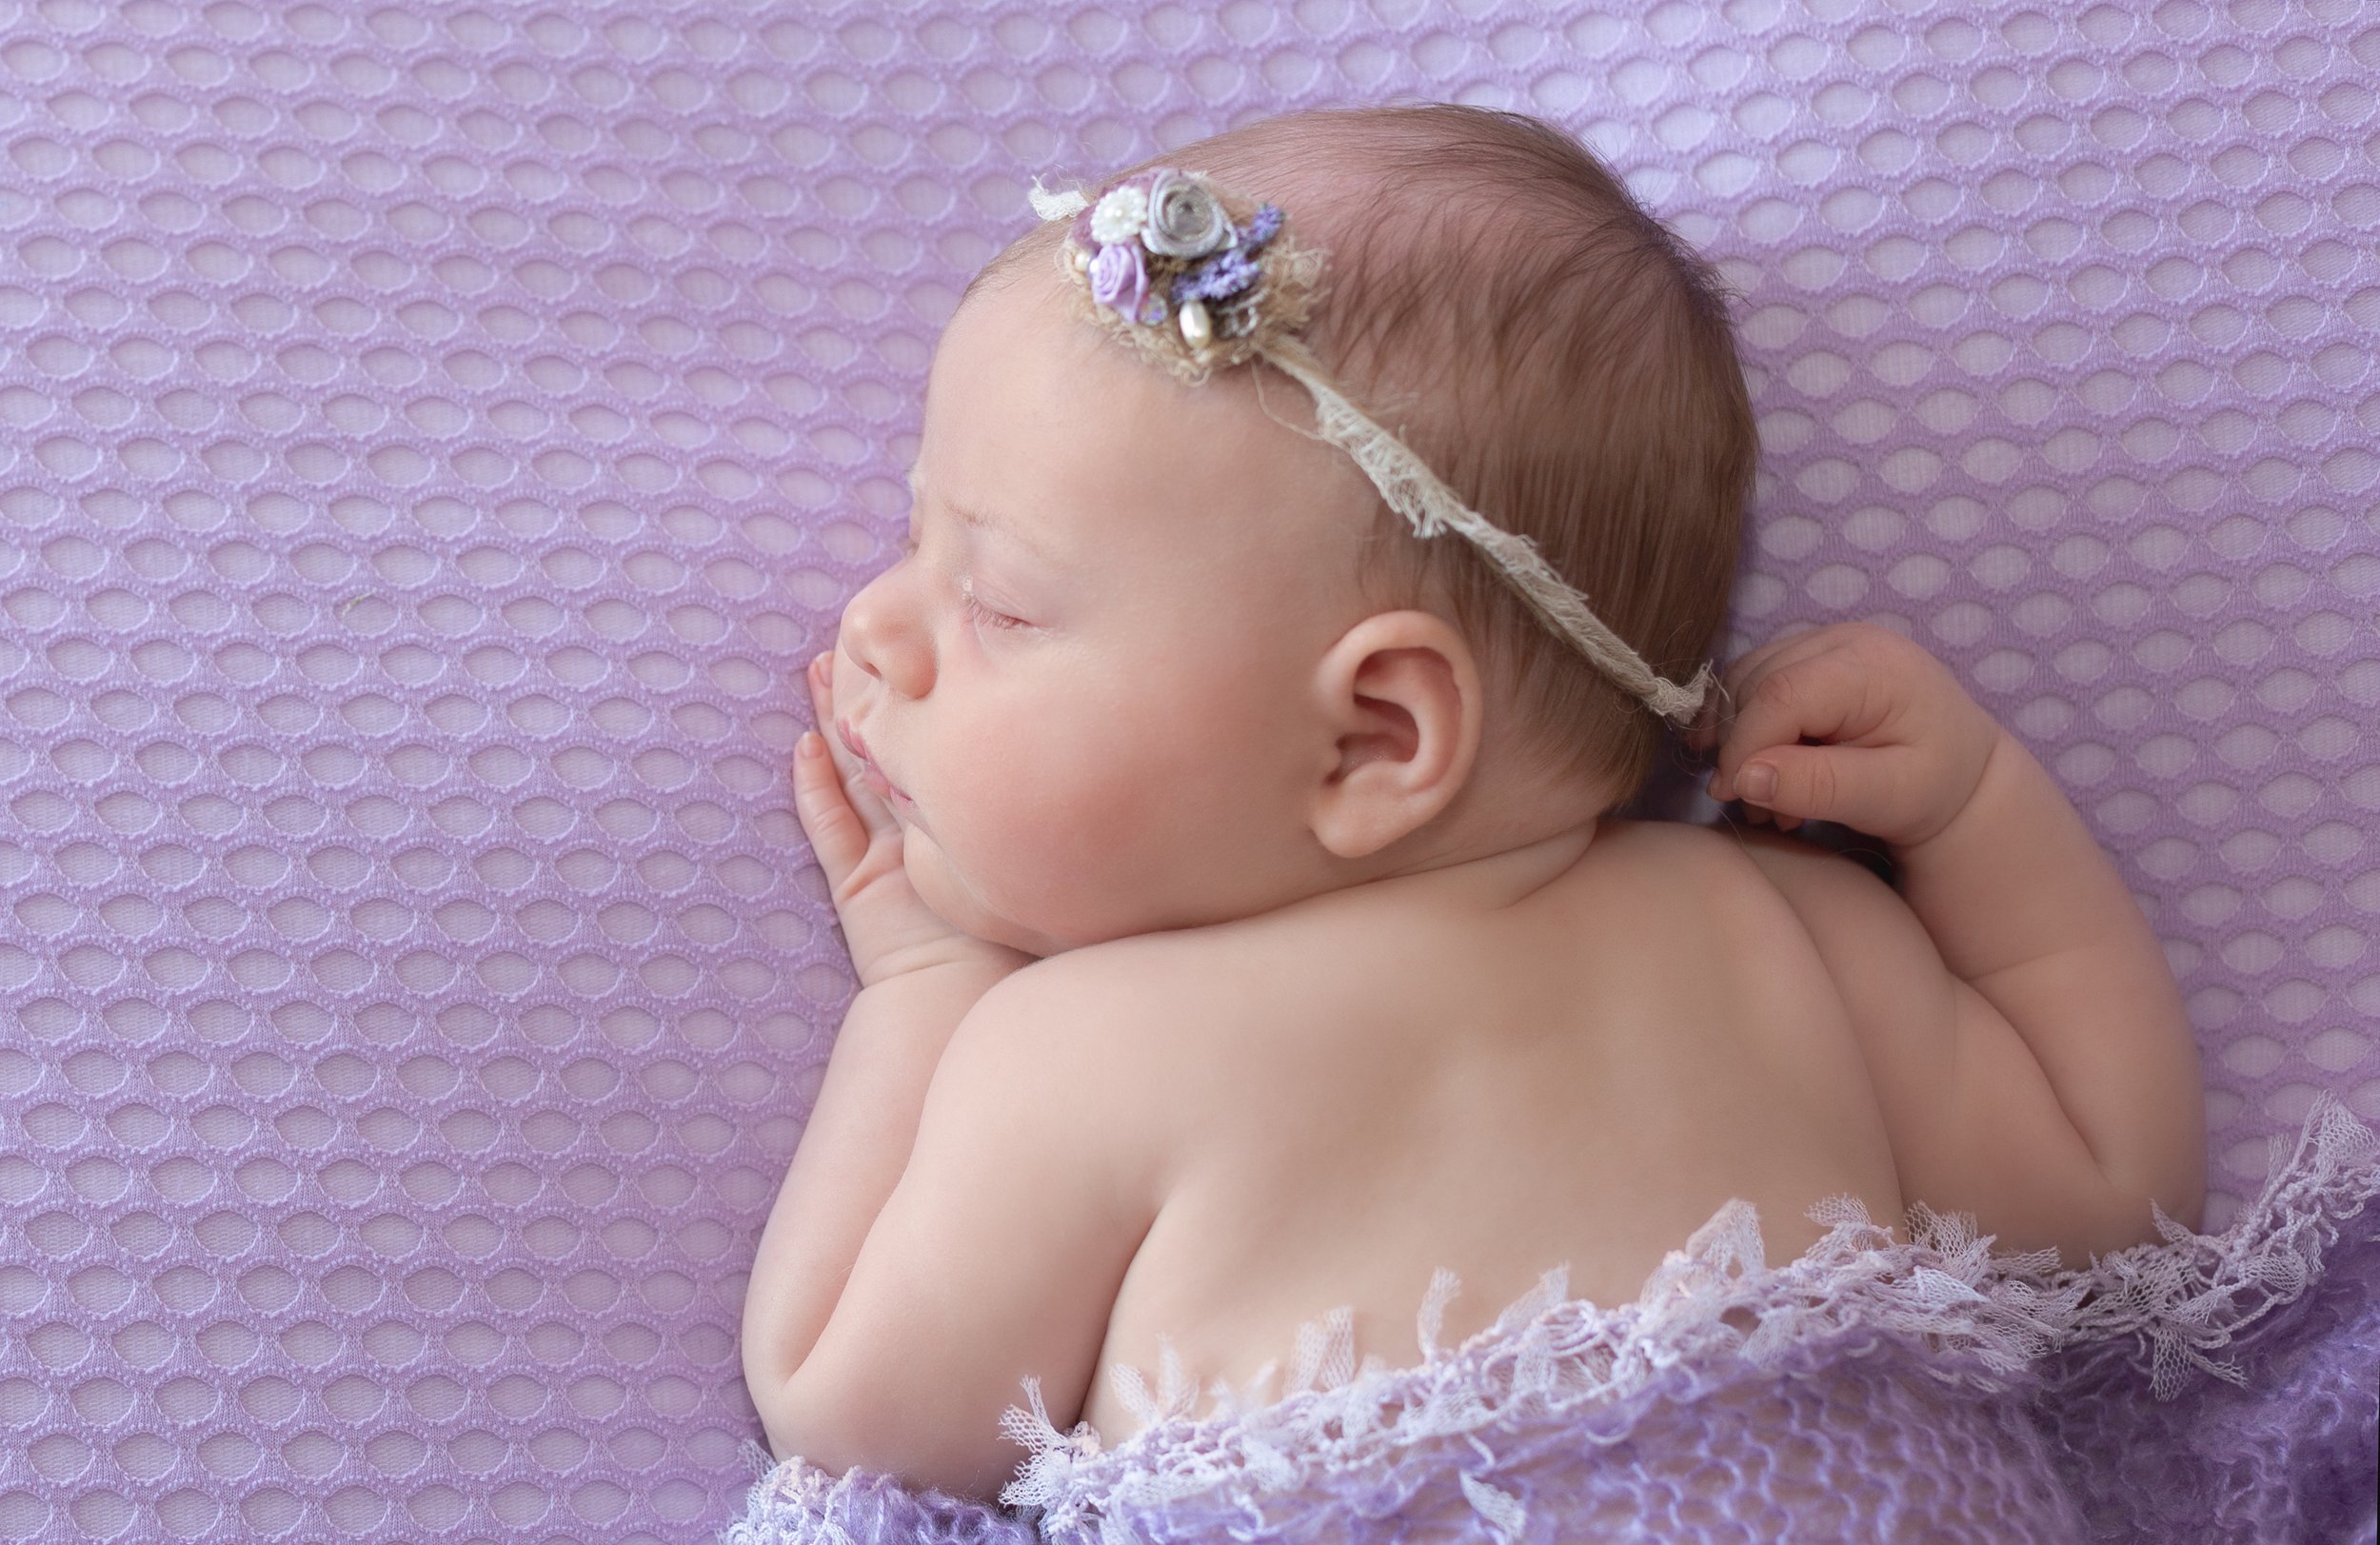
[724,1103,2380,1545]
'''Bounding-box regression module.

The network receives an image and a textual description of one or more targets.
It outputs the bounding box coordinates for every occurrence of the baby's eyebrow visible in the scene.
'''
[904,465,1065,567]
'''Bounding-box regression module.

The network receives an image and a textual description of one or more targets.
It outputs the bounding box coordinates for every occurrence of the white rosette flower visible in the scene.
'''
[1089,185,1150,246]
[1141,169,1231,259]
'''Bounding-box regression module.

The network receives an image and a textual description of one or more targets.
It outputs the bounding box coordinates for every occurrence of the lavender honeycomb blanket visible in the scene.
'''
[4,2,2379,1541]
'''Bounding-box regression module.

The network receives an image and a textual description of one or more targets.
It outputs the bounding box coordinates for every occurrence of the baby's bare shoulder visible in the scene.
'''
[1014,914,1308,1056]
[1018,822,1816,1080]
[981,926,1304,1199]
[1025,820,1816,1032]
[1582,818,1838,929]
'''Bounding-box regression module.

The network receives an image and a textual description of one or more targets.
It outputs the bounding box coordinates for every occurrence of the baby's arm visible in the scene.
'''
[750,959,1157,1500]
[742,964,1016,1434]
[744,651,1159,1500]
[1697,624,2205,1258]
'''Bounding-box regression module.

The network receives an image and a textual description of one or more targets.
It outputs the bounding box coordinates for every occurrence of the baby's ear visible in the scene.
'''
[1305,610,1482,861]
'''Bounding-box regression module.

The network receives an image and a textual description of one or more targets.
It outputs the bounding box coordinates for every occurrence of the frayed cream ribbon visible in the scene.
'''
[1027,180,1714,726]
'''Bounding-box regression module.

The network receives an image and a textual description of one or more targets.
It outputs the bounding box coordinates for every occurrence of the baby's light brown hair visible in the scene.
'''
[976,104,1755,802]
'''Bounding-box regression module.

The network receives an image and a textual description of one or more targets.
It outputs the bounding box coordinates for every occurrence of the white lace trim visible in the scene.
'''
[997,1099,2380,1536]
[1261,331,1715,725]
[1026,180,1090,222]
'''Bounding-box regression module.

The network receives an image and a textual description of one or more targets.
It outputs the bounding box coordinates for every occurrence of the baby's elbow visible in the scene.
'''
[750,1362,1018,1503]
[743,1319,886,1476]
[739,1290,813,1456]
[744,1361,801,1466]
[750,1366,870,1479]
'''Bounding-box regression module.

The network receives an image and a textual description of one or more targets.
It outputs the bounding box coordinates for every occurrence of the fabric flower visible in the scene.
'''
[1141,169,1231,258]
[1087,240,1147,323]
[1089,185,1150,246]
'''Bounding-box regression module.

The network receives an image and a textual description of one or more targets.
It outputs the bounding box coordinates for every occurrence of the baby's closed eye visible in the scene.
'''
[959,576,1028,630]
[890,532,1030,630]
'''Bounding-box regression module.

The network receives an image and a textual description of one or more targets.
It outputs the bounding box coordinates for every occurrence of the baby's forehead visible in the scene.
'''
[924,277,1347,503]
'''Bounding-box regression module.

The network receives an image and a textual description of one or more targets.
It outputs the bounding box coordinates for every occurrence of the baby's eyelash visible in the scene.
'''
[959,577,1024,630]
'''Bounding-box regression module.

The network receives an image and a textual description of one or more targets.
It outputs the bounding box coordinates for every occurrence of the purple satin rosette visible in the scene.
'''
[1087,239,1147,323]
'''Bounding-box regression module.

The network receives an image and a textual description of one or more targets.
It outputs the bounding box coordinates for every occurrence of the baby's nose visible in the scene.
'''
[837,579,933,700]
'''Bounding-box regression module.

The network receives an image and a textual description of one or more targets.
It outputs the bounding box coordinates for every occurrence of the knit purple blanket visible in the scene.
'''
[724,1102,2380,1544]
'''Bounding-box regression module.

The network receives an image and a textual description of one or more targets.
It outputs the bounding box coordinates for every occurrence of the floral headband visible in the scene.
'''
[1027,167,1716,727]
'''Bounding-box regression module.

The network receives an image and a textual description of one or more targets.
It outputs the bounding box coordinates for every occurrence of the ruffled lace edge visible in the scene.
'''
[997,1097,2380,1520]
[723,1446,1038,1545]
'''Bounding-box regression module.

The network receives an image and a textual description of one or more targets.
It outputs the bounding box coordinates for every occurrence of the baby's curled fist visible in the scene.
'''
[1690,623,2005,849]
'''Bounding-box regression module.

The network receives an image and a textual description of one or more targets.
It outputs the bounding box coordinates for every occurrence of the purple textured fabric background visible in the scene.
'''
[0,1,2374,1540]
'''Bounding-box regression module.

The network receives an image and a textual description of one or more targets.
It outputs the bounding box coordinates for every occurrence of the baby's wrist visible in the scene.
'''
[1893,721,2017,858]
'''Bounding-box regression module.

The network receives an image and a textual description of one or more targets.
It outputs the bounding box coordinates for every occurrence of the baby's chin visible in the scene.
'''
[903,826,1063,959]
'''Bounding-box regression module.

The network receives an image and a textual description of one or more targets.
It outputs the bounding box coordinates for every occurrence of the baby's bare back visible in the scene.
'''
[1066,819,1903,1444]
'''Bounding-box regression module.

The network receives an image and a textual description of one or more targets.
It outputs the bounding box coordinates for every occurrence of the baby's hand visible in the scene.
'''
[795,652,1031,988]
[1690,623,2003,848]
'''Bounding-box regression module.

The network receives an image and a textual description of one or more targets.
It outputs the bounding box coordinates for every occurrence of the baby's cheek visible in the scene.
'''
[986,744,1199,931]
[912,712,1222,947]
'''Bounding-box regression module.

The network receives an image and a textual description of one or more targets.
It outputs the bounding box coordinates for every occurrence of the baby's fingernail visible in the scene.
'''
[799,732,826,761]
[810,653,828,681]
[1739,763,1776,802]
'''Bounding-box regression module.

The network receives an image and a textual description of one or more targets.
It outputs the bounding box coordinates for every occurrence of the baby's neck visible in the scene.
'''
[1355,816,1601,912]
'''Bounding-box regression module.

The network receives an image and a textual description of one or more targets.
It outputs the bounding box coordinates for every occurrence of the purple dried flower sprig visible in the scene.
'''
[1172,248,1258,306]
[1168,203,1282,307]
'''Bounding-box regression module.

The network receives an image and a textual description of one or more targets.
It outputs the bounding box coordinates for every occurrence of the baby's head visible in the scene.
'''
[829,105,1755,956]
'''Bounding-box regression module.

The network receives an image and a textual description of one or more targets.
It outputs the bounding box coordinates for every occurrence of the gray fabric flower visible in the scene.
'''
[1140,169,1230,259]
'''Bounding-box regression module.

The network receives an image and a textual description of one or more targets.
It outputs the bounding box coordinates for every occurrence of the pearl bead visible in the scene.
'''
[1179,299,1211,349]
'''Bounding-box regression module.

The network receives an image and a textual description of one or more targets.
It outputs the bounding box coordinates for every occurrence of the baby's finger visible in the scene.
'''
[1720,626,1851,724]
[1692,627,1836,753]
[1716,627,1815,701]
[804,650,835,731]
[803,652,900,836]
[793,731,871,883]
[1709,664,1855,802]
[1731,743,1923,836]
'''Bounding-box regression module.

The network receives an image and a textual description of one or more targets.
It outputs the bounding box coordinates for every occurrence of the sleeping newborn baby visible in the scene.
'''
[736,103,2208,1504]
